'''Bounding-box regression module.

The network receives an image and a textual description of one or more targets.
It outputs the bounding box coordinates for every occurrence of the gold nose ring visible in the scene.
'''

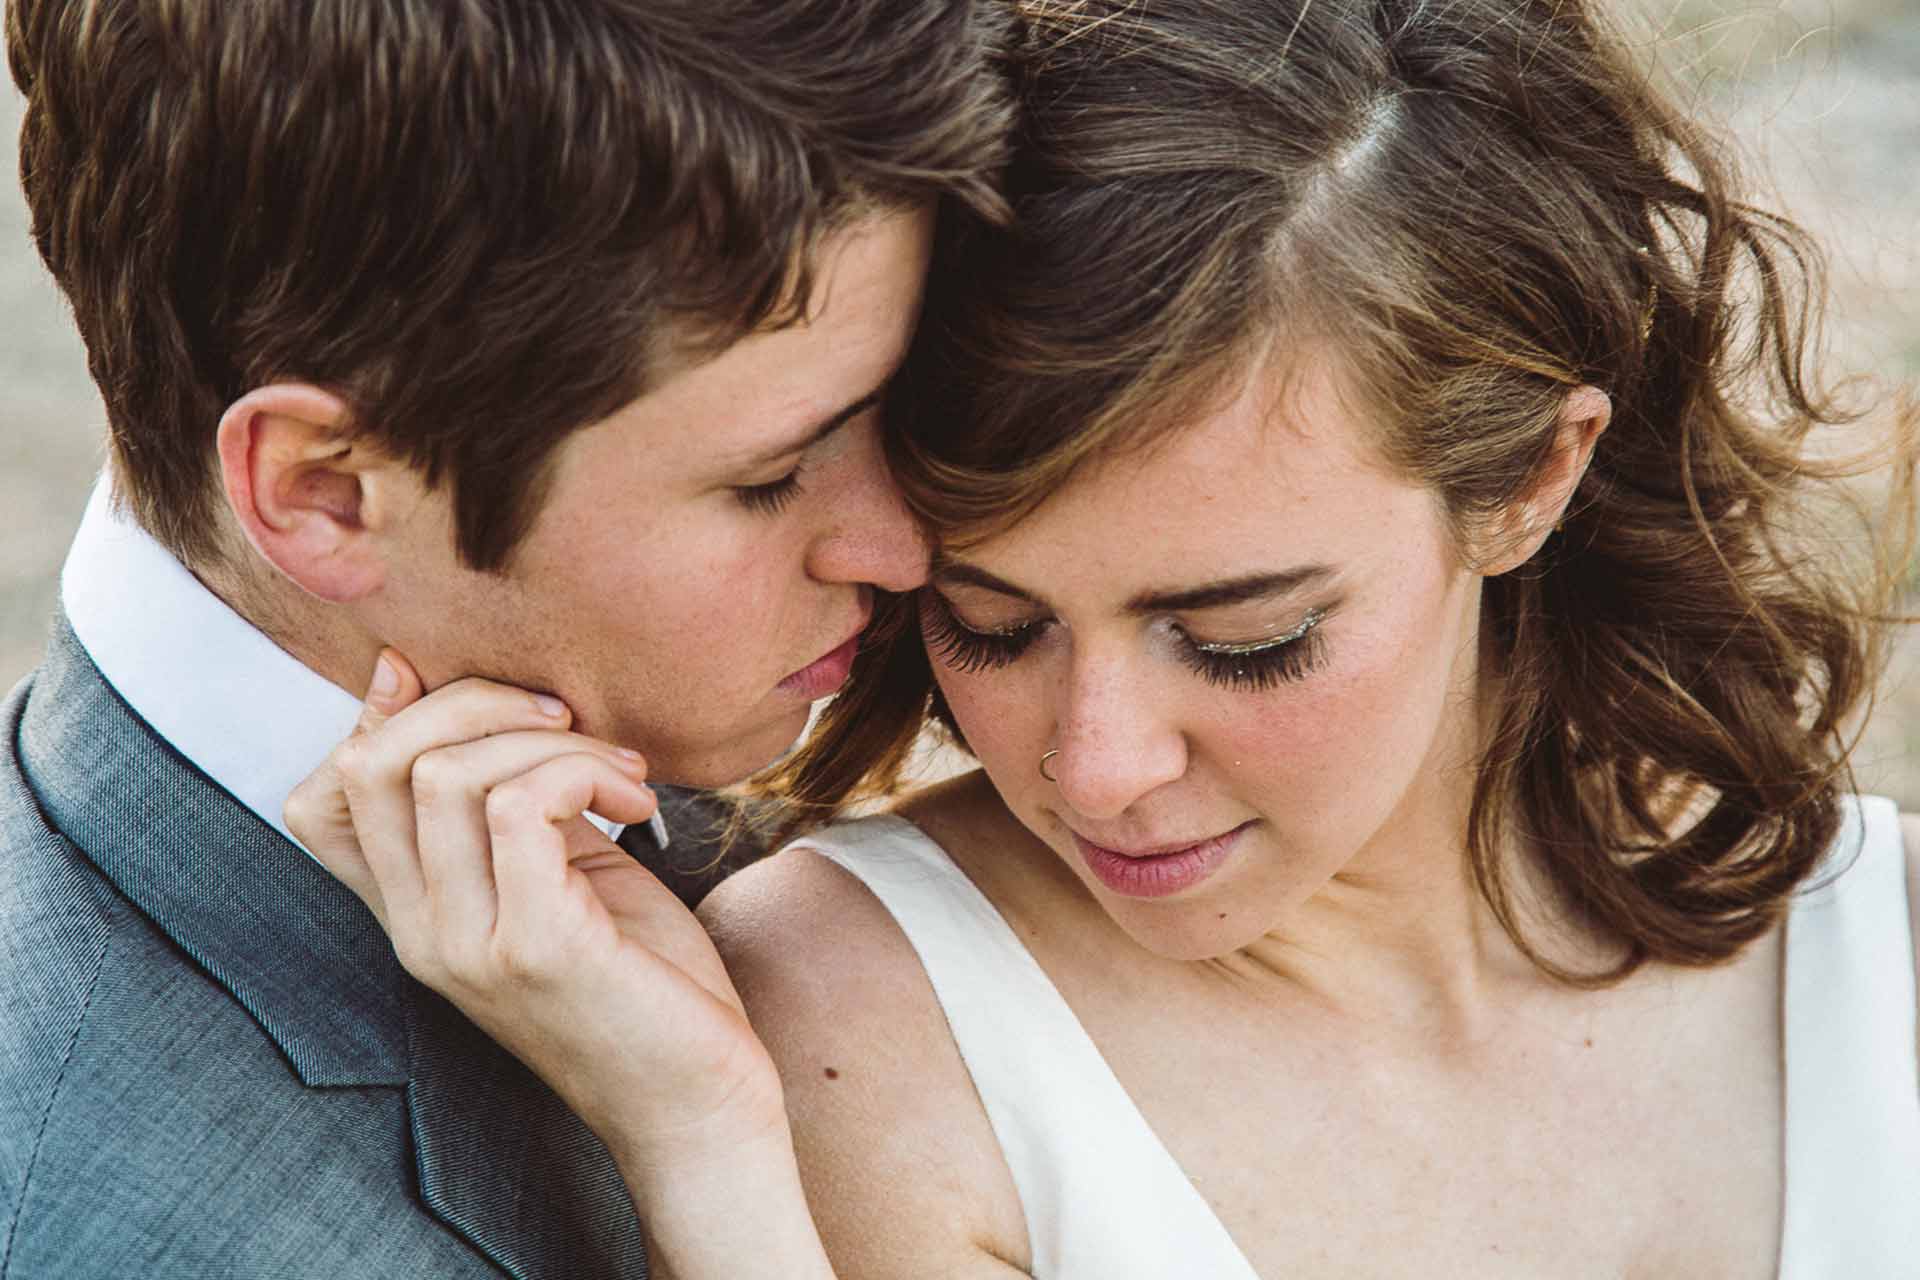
[1038,749,1061,782]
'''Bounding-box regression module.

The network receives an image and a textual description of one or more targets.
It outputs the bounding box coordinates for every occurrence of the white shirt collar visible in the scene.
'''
[61,475,368,848]
[60,473,627,851]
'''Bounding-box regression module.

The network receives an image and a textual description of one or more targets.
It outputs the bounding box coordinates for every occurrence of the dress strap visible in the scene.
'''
[1779,795,1920,1274]
[792,814,1260,1279]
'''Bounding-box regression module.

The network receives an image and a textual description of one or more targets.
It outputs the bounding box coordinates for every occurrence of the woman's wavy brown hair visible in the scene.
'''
[756,0,1916,982]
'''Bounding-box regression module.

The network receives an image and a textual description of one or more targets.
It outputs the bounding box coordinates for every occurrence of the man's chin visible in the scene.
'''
[633,708,813,791]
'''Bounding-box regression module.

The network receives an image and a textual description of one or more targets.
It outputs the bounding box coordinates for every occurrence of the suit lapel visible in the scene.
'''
[19,614,408,1085]
[21,615,648,1276]
[406,986,649,1278]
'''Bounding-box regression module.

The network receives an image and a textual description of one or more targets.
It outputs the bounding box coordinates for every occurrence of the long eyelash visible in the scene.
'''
[1182,611,1327,692]
[735,467,805,515]
[1183,632,1324,691]
[920,591,1036,674]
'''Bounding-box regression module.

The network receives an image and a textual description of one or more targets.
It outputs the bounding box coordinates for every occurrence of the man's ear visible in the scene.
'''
[216,384,400,603]
[1479,384,1611,575]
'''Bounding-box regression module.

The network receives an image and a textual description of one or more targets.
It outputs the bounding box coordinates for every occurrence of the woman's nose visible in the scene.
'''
[1048,660,1187,821]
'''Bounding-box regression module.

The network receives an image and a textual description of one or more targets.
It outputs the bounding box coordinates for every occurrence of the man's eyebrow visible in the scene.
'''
[737,384,887,471]
[930,560,1335,613]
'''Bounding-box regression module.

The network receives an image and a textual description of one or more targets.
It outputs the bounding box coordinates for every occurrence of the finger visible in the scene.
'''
[482,754,661,962]
[353,670,578,768]
[334,676,580,930]
[409,732,652,954]
[559,815,616,861]
[285,768,387,923]
[286,650,428,914]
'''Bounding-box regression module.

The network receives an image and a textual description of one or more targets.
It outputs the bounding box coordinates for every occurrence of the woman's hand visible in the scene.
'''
[286,651,786,1174]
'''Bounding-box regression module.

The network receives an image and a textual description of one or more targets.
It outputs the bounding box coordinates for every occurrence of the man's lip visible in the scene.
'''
[778,611,872,693]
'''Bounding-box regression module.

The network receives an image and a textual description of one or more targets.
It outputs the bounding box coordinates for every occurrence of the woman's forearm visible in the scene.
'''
[617,1117,838,1280]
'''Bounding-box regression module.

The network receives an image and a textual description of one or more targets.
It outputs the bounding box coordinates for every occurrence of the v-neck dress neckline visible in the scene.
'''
[792,796,1919,1277]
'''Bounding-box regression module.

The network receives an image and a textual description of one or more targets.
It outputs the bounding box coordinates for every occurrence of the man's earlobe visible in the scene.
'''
[216,384,389,603]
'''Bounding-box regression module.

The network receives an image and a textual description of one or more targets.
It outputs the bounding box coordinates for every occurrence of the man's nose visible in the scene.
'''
[807,422,929,592]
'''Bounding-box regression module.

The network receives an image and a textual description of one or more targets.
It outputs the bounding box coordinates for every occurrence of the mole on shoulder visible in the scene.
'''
[823,1067,841,1080]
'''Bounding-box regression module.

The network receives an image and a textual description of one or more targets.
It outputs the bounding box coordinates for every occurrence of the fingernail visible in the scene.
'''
[532,693,568,719]
[369,655,400,701]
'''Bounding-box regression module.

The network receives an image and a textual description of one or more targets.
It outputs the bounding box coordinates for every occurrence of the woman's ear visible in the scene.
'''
[1480,384,1611,575]
[215,384,403,603]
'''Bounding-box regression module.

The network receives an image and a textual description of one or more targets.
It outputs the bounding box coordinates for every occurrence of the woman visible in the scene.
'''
[293,0,1920,1273]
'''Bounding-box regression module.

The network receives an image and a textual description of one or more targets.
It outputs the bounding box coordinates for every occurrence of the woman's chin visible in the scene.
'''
[1091,891,1282,965]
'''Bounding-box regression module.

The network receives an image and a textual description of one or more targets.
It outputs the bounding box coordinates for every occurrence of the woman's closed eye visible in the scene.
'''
[1179,608,1326,691]
[921,590,1040,673]
[920,590,1328,691]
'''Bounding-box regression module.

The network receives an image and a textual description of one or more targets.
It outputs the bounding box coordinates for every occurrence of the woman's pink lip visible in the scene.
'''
[1070,822,1251,899]
[778,631,862,699]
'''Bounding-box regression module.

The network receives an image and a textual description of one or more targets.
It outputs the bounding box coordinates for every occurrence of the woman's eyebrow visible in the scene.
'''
[929,559,1040,603]
[1125,567,1333,614]
[929,560,1333,614]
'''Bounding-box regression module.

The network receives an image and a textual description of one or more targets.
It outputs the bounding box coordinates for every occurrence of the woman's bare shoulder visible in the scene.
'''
[696,838,956,1070]
[697,838,1031,1275]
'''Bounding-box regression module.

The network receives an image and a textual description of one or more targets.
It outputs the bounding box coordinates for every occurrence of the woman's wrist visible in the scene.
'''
[616,1109,836,1280]
[586,1043,791,1180]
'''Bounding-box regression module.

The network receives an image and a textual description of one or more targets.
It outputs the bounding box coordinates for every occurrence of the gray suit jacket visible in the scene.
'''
[1,615,757,1278]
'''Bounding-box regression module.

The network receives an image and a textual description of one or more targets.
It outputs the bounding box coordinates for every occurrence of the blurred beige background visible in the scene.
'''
[4,0,1917,800]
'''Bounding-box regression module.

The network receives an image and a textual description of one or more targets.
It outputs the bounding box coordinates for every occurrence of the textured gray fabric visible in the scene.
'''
[0,614,745,1277]
[622,786,768,909]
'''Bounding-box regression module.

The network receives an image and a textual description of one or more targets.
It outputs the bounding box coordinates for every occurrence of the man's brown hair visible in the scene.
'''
[7,0,1013,570]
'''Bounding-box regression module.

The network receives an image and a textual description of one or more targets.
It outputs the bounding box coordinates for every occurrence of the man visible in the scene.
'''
[0,1,1009,1274]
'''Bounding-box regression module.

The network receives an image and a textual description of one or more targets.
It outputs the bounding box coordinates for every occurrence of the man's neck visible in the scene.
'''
[59,478,367,846]
[196,552,381,702]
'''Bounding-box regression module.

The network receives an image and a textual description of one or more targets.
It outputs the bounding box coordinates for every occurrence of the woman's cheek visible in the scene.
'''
[1208,637,1414,793]
[932,661,1049,791]
[935,661,1016,748]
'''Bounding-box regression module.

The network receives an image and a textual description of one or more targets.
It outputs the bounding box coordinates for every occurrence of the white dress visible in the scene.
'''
[785,796,1920,1278]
